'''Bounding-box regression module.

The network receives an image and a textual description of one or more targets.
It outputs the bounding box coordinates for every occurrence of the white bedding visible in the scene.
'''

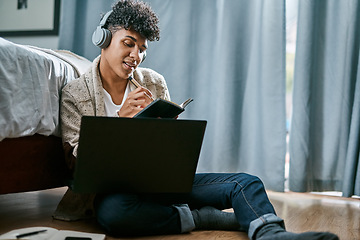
[0,38,91,141]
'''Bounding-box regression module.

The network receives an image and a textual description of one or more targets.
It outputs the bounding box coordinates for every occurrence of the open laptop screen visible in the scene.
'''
[72,116,207,194]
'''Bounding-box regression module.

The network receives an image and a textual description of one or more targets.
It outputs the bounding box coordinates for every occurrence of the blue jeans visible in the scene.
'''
[94,173,283,238]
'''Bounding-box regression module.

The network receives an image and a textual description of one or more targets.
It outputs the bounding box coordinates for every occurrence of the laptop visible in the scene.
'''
[71,116,207,194]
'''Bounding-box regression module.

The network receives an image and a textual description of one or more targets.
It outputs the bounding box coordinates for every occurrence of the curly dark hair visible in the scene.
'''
[104,0,160,41]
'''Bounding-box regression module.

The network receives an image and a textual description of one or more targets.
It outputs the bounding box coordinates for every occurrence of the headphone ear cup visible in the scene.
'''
[92,26,112,49]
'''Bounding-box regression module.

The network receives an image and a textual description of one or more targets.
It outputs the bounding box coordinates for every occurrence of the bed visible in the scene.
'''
[0,38,91,194]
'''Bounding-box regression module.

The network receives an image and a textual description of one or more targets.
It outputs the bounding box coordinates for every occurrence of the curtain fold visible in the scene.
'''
[59,0,286,192]
[289,0,360,196]
[342,57,360,197]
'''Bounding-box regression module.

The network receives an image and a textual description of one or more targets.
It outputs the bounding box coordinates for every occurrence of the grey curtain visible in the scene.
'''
[289,0,360,197]
[59,0,287,191]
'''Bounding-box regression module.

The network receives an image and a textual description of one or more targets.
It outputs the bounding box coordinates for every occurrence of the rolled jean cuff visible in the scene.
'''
[248,213,285,240]
[173,204,195,233]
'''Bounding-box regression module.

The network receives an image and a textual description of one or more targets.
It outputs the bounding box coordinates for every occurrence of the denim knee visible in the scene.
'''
[231,173,269,202]
[230,173,265,191]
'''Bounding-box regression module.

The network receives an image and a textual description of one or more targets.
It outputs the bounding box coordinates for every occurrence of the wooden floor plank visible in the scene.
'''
[0,187,358,240]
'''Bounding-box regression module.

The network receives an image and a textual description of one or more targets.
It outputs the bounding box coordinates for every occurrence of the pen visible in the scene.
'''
[128,76,155,101]
[16,229,47,238]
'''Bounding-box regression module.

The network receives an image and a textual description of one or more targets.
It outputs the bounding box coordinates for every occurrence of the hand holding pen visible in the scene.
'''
[128,76,154,101]
[116,76,154,117]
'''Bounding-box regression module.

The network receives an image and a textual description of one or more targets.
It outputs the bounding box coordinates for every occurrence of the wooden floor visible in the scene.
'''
[0,187,359,240]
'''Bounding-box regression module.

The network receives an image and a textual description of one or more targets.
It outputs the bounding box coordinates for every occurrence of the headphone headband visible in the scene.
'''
[99,10,113,28]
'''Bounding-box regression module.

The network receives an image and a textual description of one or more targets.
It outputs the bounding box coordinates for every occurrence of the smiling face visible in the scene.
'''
[99,28,148,82]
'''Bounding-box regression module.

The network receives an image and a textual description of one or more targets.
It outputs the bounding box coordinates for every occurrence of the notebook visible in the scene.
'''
[71,116,207,194]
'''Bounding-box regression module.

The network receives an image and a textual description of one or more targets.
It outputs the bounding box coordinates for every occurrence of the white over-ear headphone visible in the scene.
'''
[92,10,113,49]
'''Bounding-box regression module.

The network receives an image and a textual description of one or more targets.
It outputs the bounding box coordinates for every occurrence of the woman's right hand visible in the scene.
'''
[117,87,153,118]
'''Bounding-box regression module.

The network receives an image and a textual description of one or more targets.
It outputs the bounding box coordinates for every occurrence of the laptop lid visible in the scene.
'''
[72,116,207,194]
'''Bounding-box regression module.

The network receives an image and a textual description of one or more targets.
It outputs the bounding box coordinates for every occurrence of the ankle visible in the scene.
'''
[191,206,241,231]
[255,223,285,238]
[255,223,339,240]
